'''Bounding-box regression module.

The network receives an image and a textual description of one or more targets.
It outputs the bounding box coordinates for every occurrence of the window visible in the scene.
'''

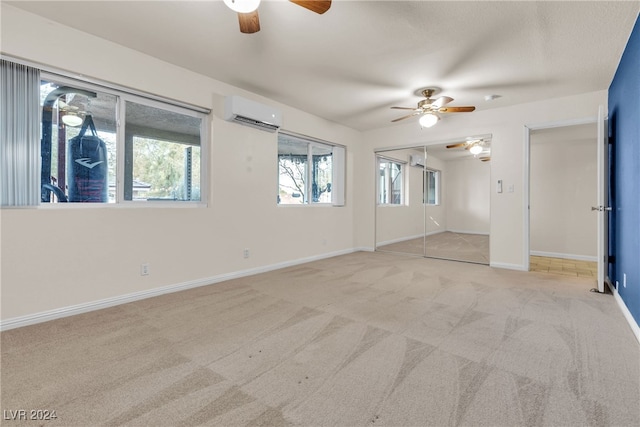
[39,75,206,204]
[125,101,202,201]
[277,132,345,205]
[378,157,404,205]
[425,168,440,205]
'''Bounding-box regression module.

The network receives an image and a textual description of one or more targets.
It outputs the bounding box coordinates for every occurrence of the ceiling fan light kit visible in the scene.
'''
[469,144,483,155]
[443,138,491,162]
[419,112,439,128]
[224,0,261,14]
[391,87,476,128]
[61,113,83,127]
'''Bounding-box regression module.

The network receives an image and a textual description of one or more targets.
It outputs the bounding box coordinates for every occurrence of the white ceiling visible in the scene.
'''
[8,0,639,131]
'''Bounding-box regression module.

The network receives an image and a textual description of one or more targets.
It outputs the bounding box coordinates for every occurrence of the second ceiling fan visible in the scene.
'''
[225,0,332,34]
[446,138,491,162]
[391,88,475,127]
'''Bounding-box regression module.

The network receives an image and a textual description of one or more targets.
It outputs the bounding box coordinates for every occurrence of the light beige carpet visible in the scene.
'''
[378,231,490,265]
[1,251,638,426]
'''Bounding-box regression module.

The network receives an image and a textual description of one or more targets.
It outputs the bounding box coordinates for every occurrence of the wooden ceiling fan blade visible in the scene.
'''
[446,143,467,149]
[391,106,417,110]
[289,0,332,14]
[438,106,476,113]
[480,157,491,162]
[431,96,454,109]
[391,112,419,122]
[238,11,260,33]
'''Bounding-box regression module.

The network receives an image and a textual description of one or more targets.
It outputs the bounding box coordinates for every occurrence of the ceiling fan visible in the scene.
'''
[446,138,491,161]
[225,0,332,34]
[391,88,475,127]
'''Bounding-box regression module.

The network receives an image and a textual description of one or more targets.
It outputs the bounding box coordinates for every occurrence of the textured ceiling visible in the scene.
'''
[8,0,639,131]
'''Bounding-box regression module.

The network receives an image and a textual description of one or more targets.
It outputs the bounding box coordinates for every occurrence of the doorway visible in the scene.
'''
[374,136,491,265]
[527,121,599,279]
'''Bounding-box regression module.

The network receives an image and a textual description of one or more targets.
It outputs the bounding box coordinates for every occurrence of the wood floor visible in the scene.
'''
[529,256,597,278]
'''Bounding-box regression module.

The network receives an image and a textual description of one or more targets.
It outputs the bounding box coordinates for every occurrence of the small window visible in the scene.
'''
[278,132,345,205]
[378,157,404,205]
[425,168,440,205]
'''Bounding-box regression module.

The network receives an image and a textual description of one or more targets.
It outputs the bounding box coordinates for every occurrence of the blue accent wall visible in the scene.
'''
[608,13,640,326]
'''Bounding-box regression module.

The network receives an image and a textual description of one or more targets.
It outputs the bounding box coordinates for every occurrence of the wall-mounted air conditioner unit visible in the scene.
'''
[410,154,425,167]
[224,95,282,132]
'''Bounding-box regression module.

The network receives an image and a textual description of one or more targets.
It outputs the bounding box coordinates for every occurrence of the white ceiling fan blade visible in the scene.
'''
[431,96,453,109]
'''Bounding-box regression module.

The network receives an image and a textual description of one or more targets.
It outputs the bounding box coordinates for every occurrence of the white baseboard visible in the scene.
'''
[610,284,640,345]
[490,262,528,271]
[530,251,597,262]
[446,229,490,236]
[0,248,360,332]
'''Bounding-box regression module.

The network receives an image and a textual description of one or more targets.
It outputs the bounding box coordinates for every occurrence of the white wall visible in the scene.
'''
[0,5,362,323]
[444,157,490,234]
[530,131,597,260]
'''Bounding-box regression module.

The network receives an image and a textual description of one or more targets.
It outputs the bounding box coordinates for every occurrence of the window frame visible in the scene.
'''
[424,167,440,206]
[377,156,406,206]
[277,130,345,207]
[39,71,209,208]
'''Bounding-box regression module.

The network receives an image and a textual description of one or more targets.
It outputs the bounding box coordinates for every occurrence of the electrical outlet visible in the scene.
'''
[141,263,150,276]
[243,249,250,259]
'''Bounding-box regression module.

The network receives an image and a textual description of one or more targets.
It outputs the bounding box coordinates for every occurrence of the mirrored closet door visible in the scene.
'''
[375,146,427,257]
[375,136,491,265]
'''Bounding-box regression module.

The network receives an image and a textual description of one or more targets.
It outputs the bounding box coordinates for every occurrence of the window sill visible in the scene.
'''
[277,203,338,208]
[35,201,207,209]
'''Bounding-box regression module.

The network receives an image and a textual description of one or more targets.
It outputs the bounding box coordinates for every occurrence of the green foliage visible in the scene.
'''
[133,137,200,200]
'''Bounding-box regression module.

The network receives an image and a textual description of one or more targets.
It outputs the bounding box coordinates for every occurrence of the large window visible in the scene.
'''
[40,75,206,204]
[378,157,404,205]
[278,132,345,206]
[425,168,440,205]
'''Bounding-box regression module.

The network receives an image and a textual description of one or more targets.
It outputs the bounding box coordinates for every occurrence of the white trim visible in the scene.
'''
[523,125,531,272]
[0,248,359,331]
[610,284,640,344]
[526,117,597,131]
[530,251,597,262]
[374,133,493,154]
[490,262,528,271]
[523,116,599,277]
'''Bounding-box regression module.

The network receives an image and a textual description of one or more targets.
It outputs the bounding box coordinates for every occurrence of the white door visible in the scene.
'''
[594,105,610,293]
